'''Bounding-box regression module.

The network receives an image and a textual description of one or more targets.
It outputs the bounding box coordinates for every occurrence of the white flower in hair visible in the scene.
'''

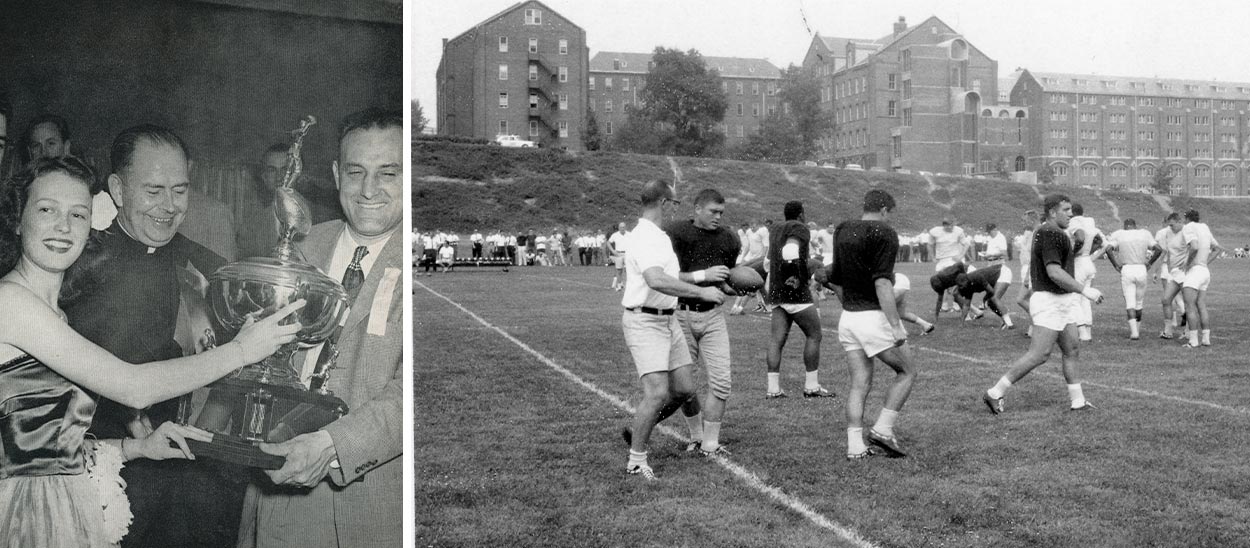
[91,191,118,231]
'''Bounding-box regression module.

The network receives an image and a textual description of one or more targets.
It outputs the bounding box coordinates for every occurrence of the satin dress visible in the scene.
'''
[0,349,117,548]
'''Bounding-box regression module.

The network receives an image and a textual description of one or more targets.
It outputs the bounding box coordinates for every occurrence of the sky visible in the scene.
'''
[414,0,1250,129]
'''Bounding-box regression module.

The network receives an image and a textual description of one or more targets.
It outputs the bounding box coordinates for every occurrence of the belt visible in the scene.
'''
[677,302,718,313]
[625,306,675,316]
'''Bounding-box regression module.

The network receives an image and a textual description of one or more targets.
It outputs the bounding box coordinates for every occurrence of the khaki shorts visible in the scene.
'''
[622,310,691,377]
[612,255,626,269]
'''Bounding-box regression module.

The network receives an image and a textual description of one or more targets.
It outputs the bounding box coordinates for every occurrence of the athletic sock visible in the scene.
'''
[1163,321,1173,337]
[917,318,933,331]
[1128,319,1139,338]
[1002,314,1014,327]
[1078,325,1092,341]
[701,421,721,452]
[1189,330,1199,347]
[873,408,899,437]
[685,413,704,443]
[628,449,648,469]
[767,373,781,394]
[1067,383,1086,408]
[1201,329,1211,345]
[804,370,820,391]
[987,376,1012,399]
[847,427,867,455]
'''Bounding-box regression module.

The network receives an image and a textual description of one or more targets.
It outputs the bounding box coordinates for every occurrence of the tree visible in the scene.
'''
[1151,167,1174,194]
[776,64,830,157]
[1037,165,1055,185]
[622,47,727,156]
[583,109,601,151]
[728,111,806,163]
[413,100,429,134]
[611,105,666,154]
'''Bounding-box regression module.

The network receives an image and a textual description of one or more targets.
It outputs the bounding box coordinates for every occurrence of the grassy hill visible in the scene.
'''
[414,140,1250,243]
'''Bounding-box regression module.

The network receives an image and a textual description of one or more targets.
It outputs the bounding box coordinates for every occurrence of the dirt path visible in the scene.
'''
[922,172,953,211]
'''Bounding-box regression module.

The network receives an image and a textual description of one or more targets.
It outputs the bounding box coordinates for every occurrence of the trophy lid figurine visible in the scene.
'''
[182,116,351,469]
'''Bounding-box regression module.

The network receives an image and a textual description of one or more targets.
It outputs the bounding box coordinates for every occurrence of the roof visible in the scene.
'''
[1023,70,1250,100]
[589,51,782,79]
[447,0,583,45]
[817,35,853,57]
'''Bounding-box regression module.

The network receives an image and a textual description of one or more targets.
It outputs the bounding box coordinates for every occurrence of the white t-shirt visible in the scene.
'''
[1158,226,1188,272]
[1181,222,1218,267]
[1066,216,1100,257]
[608,231,630,255]
[984,232,1008,261]
[621,217,679,310]
[817,229,835,265]
[1106,228,1155,265]
[928,226,967,262]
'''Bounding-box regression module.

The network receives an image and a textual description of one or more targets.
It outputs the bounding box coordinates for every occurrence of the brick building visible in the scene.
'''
[1011,70,1250,195]
[436,0,588,150]
[588,51,782,147]
[803,16,1013,174]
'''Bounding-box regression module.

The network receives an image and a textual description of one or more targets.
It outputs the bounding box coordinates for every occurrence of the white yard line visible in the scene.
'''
[417,281,879,548]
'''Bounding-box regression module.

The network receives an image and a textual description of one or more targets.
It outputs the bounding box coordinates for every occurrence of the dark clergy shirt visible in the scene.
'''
[829,219,898,312]
[65,221,225,439]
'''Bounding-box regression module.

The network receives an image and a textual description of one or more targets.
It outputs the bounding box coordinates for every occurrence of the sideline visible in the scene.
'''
[416,280,879,548]
[739,314,1250,415]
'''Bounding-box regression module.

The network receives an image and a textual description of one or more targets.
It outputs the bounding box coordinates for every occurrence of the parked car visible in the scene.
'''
[845,163,864,171]
[799,160,818,167]
[495,134,536,148]
[819,162,837,169]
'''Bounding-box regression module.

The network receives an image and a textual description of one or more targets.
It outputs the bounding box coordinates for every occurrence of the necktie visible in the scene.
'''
[310,245,369,391]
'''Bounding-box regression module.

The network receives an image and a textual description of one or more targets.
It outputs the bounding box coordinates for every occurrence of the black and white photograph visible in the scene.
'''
[0,1,403,547]
[416,1,1250,546]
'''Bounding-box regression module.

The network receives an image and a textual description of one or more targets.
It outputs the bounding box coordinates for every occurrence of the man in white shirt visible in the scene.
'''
[730,220,767,314]
[619,181,724,480]
[1155,213,1188,339]
[1066,204,1102,341]
[469,230,484,259]
[1179,209,1224,347]
[608,222,630,289]
[1101,218,1161,340]
[928,218,969,312]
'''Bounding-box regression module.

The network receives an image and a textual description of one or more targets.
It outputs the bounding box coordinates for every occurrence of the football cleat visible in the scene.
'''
[765,390,788,399]
[683,441,700,453]
[699,445,732,458]
[983,392,1004,415]
[626,463,656,480]
[866,428,906,458]
[1068,402,1096,412]
[803,386,836,398]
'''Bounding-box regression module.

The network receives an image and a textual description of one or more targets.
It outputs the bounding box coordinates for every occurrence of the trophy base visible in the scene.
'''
[188,435,286,470]
[179,376,348,468]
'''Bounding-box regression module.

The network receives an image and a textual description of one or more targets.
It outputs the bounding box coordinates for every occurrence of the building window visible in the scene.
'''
[1164,97,1182,108]
[887,73,897,90]
[1140,165,1155,177]
[1081,129,1098,140]
[1138,97,1154,106]
[736,82,743,95]
[887,100,896,117]
[1080,94,1097,105]
[1081,164,1098,177]
[1195,165,1211,177]
[605,99,613,112]
[736,103,743,116]
[1138,147,1155,157]
[1194,133,1211,142]
[753,82,760,95]
[1221,184,1237,196]
[605,121,613,135]
[605,77,613,90]
[529,64,538,81]
[1166,132,1182,141]
[529,120,538,137]
[588,76,595,90]
[903,79,912,100]
[559,39,568,55]
[558,121,568,138]
[1196,99,1211,109]
[1080,112,1100,123]
[589,98,595,111]
[558,66,567,82]
[524,8,541,25]
[499,36,508,52]
[1111,164,1127,177]
[1080,147,1098,157]
[1194,184,1210,196]
[1049,129,1068,139]
[559,93,568,110]
[1193,116,1211,125]
[1138,114,1154,124]
[752,105,759,117]
[499,64,508,80]
[1053,164,1069,176]
[499,92,508,108]
[1222,165,1238,178]
[622,78,630,91]
[1138,131,1155,141]
[903,108,912,126]
[499,120,508,135]
[530,93,539,108]
[1165,115,1181,125]
[1220,100,1236,110]
[529,38,538,53]
[768,82,777,95]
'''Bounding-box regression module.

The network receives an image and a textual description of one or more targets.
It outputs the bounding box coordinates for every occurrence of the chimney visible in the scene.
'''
[893,16,906,36]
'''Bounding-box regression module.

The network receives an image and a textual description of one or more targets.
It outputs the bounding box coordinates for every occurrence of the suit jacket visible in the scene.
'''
[238,221,403,548]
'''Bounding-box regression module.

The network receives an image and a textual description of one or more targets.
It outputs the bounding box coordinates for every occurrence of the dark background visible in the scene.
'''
[0,0,401,218]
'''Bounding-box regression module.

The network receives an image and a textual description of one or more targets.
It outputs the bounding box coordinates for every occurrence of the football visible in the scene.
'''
[727,265,765,293]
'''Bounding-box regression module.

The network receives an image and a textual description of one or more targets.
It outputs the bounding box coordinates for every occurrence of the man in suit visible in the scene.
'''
[239,108,402,548]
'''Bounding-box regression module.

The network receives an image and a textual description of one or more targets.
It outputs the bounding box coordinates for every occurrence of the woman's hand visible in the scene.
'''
[132,422,214,461]
[233,300,307,363]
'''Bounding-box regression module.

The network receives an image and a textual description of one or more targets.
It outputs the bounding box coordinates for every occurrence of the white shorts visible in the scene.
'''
[893,273,911,297]
[622,310,691,377]
[1168,268,1186,285]
[778,303,815,315]
[1028,291,1081,332]
[612,255,626,269]
[1074,256,1096,285]
[935,258,957,272]
[995,265,1013,285]
[1120,264,1148,309]
[1182,264,1211,291]
[837,310,897,358]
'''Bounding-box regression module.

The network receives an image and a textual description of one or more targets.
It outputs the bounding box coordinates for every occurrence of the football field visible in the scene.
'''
[416,259,1250,547]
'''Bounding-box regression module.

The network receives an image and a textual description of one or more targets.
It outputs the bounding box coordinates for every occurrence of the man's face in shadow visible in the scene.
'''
[261,150,287,192]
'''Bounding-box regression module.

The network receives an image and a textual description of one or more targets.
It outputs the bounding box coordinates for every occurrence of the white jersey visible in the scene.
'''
[984,232,1008,261]
[928,226,967,262]
[1067,216,1101,257]
[608,231,630,255]
[1106,228,1155,265]
[1181,222,1218,267]
[1158,226,1187,272]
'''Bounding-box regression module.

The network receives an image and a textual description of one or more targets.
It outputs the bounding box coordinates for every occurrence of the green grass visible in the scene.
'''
[413,140,1250,244]
[417,258,1250,547]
